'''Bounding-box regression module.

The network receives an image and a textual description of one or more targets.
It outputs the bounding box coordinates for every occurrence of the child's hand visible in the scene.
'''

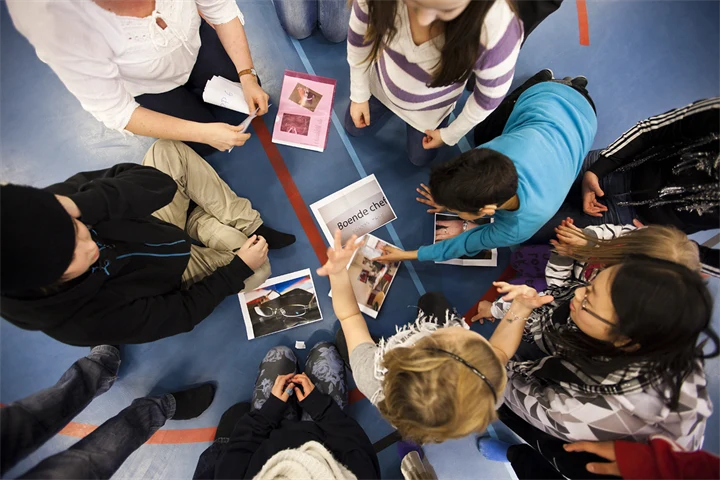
[291,373,315,401]
[422,129,445,149]
[493,281,554,311]
[271,373,296,402]
[316,230,361,277]
[550,217,588,255]
[470,300,495,324]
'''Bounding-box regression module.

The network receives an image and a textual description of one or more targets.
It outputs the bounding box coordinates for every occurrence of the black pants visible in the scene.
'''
[136,21,243,157]
[499,406,619,480]
[473,73,596,148]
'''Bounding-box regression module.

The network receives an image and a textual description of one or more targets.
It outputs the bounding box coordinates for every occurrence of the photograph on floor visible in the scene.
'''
[238,269,322,340]
[289,83,323,112]
[272,70,336,152]
[311,174,397,245]
[329,234,402,318]
[434,213,497,267]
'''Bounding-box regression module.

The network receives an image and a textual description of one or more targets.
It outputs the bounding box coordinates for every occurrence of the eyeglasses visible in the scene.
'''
[580,291,614,326]
[254,294,317,319]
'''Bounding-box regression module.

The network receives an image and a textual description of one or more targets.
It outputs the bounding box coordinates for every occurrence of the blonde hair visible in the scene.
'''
[567,225,700,272]
[377,329,507,444]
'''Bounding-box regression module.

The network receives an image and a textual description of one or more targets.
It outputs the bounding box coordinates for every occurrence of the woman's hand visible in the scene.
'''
[200,123,251,151]
[291,373,315,401]
[493,281,554,312]
[470,300,495,324]
[375,246,417,264]
[350,101,370,128]
[564,441,620,476]
[416,183,446,213]
[317,230,362,277]
[422,129,445,150]
[271,373,296,402]
[581,171,608,217]
[235,235,268,270]
[55,195,81,219]
[240,76,270,115]
[435,219,476,241]
[549,217,588,255]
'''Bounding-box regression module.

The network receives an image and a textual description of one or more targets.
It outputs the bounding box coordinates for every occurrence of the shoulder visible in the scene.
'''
[479,0,522,49]
[349,342,382,399]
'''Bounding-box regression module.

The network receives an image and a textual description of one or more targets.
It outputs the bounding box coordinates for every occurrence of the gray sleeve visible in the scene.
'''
[349,342,382,402]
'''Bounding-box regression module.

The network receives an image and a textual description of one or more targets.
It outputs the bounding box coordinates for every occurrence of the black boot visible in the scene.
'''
[169,383,216,420]
[250,224,296,250]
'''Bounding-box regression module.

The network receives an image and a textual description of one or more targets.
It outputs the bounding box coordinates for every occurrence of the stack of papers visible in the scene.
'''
[203,76,250,114]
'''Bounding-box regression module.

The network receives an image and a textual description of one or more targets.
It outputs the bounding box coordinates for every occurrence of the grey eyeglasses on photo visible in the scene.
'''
[254,293,317,319]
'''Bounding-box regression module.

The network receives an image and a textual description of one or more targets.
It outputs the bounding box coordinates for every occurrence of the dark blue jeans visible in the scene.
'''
[1,346,175,479]
[527,149,638,245]
[343,96,450,167]
[272,0,351,43]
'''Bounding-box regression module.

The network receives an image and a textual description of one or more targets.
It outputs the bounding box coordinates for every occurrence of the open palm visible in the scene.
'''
[317,230,361,276]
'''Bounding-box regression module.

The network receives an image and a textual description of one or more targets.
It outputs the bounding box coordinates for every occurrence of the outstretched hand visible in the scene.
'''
[581,171,608,217]
[317,230,362,277]
[549,217,588,255]
[493,281,554,311]
[416,183,446,213]
[564,441,620,476]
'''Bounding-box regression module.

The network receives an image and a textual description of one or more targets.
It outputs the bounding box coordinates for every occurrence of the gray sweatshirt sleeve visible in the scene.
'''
[349,342,382,403]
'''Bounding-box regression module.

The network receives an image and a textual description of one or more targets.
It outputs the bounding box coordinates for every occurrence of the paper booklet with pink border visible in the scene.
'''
[271,70,336,152]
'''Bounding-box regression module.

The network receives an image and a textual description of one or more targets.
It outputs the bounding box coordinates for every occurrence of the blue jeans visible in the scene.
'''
[344,97,450,166]
[272,0,351,43]
[1,346,176,479]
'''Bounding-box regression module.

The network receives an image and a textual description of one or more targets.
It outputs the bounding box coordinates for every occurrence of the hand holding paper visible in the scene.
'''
[203,76,250,114]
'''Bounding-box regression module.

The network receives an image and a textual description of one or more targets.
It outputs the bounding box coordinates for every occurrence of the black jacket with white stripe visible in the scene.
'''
[588,97,719,234]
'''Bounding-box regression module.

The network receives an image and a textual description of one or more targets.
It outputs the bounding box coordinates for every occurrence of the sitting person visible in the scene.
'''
[193,342,380,479]
[2,345,215,479]
[376,71,597,264]
[534,97,719,275]
[0,140,295,346]
[481,256,716,478]
[7,0,270,157]
[318,230,548,444]
[271,0,350,43]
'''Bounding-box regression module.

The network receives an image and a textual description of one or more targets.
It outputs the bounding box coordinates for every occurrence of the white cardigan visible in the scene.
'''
[7,0,243,132]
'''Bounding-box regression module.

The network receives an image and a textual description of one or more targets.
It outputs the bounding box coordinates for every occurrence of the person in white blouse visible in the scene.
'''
[7,0,270,157]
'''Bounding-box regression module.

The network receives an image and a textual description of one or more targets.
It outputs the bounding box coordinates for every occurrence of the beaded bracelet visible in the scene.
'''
[506,308,530,323]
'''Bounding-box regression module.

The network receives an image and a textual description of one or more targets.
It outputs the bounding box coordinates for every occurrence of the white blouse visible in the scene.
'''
[7,0,244,131]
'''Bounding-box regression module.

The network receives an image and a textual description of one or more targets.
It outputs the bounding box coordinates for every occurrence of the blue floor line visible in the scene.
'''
[290,38,426,296]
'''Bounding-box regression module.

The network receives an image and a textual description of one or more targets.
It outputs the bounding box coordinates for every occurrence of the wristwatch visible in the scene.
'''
[238,68,258,82]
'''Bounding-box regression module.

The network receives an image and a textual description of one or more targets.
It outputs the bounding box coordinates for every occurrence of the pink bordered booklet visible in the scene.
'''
[271,70,336,152]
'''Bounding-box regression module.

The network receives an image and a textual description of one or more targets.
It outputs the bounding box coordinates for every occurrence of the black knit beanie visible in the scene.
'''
[1,184,76,292]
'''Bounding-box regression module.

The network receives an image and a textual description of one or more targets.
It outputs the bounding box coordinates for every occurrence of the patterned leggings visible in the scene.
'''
[251,342,347,420]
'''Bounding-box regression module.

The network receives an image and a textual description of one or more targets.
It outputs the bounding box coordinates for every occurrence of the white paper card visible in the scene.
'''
[203,76,250,114]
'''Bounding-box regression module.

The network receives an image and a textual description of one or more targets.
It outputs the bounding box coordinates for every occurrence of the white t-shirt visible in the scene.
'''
[6,0,243,131]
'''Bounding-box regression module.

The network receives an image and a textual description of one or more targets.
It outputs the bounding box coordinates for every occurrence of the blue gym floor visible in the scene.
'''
[1,1,719,478]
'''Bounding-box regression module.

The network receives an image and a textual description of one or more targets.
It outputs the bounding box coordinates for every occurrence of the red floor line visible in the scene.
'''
[576,0,590,46]
[252,117,328,265]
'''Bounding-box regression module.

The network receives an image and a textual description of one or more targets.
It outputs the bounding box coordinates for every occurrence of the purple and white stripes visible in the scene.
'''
[347,0,522,146]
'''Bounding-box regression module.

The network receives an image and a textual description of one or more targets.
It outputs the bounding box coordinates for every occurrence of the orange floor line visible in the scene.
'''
[577,0,590,46]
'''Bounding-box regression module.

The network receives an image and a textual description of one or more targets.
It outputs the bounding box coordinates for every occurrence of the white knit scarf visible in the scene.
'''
[252,441,356,480]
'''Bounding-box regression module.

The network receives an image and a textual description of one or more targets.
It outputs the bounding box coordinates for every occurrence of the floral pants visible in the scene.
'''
[251,342,347,420]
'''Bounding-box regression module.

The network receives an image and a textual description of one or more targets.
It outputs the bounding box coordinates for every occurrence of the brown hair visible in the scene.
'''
[377,328,506,444]
[563,225,701,272]
[362,0,505,87]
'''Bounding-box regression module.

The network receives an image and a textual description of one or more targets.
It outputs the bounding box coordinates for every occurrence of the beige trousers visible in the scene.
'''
[143,140,270,291]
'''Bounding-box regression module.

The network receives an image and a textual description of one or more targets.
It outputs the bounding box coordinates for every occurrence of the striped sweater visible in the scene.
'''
[347,0,522,146]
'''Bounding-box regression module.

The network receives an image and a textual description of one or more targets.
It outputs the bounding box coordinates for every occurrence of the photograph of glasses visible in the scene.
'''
[238,269,323,340]
[329,234,401,319]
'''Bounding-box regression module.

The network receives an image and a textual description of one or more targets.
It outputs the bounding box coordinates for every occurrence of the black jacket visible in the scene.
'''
[0,164,254,346]
[588,97,719,233]
[214,391,380,480]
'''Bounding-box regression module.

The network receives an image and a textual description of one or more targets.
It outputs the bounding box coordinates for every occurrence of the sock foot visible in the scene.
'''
[250,224,296,250]
[476,436,512,462]
[169,383,216,420]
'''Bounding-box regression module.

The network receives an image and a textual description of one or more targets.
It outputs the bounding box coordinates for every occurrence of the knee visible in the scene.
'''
[263,345,297,364]
[321,24,348,43]
[308,341,336,358]
[143,140,190,169]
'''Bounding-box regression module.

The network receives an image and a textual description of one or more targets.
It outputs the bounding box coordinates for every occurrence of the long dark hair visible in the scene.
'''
[363,0,503,87]
[546,255,718,409]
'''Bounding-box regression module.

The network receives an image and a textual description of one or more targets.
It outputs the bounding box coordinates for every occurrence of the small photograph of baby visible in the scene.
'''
[289,83,323,112]
[238,269,322,339]
[280,113,311,136]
